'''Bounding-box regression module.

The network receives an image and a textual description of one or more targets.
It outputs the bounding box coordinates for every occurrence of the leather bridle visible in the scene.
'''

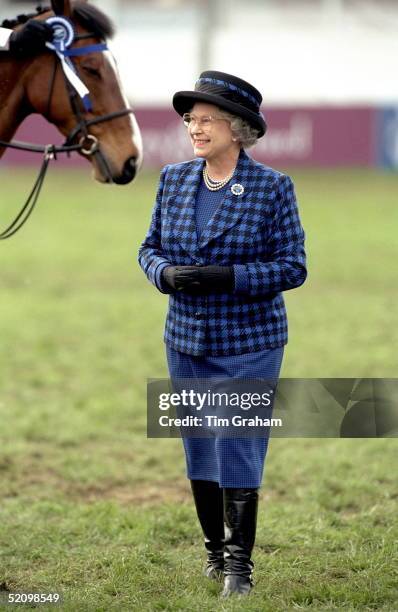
[0,32,134,240]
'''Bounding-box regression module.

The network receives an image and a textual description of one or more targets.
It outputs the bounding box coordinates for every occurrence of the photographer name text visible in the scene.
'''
[158,415,282,427]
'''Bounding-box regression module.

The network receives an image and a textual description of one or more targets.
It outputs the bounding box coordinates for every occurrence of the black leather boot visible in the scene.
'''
[190,479,225,580]
[221,487,259,597]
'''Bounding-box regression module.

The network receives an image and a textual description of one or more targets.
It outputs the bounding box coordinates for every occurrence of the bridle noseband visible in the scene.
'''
[0,29,134,240]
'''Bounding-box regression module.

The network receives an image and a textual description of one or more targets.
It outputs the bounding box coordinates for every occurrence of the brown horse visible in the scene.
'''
[0,0,142,185]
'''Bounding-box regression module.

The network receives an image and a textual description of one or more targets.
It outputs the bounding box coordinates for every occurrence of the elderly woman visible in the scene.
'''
[138,71,307,597]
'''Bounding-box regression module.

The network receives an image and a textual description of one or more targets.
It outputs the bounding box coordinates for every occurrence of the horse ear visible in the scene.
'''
[51,0,72,17]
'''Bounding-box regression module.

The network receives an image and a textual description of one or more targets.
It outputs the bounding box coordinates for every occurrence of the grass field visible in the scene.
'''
[0,167,397,611]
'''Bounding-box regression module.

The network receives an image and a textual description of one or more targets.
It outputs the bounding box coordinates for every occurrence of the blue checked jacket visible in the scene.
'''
[138,149,307,356]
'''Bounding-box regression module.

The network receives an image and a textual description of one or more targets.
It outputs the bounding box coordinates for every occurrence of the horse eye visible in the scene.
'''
[82,65,101,78]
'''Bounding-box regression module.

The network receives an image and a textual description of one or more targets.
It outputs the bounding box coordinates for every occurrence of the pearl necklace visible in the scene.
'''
[203,166,235,191]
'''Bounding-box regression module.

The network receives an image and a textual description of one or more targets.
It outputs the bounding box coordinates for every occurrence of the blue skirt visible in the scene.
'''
[166,344,284,488]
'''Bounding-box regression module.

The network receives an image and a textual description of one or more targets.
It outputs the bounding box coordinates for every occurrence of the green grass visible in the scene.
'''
[0,167,397,610]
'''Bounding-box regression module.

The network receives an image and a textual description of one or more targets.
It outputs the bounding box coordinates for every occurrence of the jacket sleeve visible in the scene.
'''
[233,174,307,297]
[138,165,173,294]
[0,28,12,50]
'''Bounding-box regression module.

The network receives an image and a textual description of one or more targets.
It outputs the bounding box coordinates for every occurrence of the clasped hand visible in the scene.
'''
[162,265,233,294]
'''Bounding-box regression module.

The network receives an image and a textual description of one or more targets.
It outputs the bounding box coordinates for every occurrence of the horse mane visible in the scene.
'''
[1,2,115,39]
[1,6,49,29]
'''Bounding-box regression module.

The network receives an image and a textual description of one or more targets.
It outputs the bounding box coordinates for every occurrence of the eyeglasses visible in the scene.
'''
[182,113,226,129]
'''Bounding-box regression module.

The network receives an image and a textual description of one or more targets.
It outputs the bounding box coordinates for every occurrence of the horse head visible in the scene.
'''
[4,0,143,184]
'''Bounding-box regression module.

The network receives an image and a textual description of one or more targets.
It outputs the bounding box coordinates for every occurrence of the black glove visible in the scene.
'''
[187,265,234,294]
[9,21,54,57]
[163,265,234,294]
[161,266,201,292]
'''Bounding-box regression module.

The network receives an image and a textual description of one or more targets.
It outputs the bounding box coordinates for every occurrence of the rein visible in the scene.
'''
[0,29,133,240]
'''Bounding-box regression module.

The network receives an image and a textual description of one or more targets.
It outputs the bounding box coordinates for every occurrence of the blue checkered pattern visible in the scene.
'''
[138,149,307,356]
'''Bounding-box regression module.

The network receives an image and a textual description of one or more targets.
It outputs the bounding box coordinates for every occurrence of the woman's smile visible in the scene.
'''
[193,138,210,147]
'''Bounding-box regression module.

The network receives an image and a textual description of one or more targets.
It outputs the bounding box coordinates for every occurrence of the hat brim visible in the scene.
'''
[172,91,267,137]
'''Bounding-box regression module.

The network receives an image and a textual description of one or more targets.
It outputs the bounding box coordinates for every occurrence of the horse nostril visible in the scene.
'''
[113,156,137,185]
[124,156,136,180]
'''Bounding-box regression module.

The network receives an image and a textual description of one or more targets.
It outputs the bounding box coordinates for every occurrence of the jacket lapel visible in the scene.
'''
[170,158,203,261]
[197,149,253,250]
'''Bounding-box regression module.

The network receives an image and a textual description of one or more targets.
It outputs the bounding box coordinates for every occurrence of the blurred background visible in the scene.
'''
[2,0,396,376]
[1,3,397,607]
[0,0,396,406]
[1,0,398,168]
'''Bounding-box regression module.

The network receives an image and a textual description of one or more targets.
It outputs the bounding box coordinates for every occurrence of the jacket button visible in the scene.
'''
[195,312,202,319]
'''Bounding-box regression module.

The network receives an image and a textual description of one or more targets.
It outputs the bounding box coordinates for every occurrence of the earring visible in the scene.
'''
[232,137,237,142]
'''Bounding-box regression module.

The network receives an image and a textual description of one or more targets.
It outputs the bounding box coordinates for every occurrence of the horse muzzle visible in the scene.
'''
[92,153,138,185]
[112,156,138,185]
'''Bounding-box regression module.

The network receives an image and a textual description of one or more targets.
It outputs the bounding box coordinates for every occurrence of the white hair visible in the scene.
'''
[217,109,260,149]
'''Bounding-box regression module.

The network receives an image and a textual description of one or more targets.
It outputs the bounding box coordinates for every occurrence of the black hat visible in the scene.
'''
[173,70,267,137]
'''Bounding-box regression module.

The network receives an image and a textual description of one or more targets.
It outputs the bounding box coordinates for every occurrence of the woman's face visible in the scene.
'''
[186,102,239,161]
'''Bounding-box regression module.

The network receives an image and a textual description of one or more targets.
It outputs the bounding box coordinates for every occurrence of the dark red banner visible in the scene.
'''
[2,106,376,169]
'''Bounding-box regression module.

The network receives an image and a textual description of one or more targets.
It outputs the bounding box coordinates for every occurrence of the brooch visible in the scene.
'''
[231,183,244,196]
